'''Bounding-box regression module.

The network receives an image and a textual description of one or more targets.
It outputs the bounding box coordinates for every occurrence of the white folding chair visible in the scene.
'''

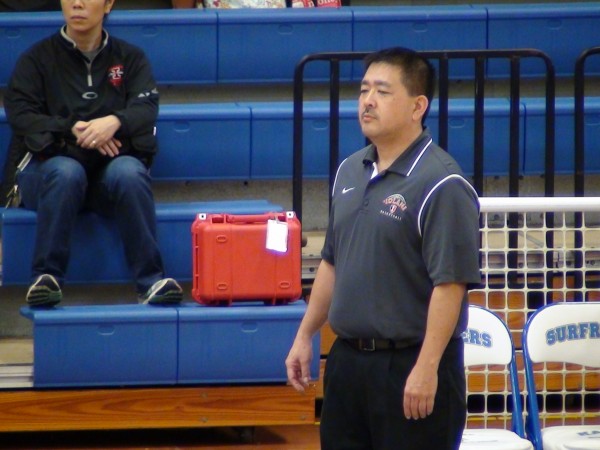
[460,305,534,450]
[523,302,600,450]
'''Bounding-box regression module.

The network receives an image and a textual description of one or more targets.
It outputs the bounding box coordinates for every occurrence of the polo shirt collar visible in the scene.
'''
[362,128,434,177]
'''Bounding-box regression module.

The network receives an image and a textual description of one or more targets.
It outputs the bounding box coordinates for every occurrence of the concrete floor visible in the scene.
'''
[0,338,32,365]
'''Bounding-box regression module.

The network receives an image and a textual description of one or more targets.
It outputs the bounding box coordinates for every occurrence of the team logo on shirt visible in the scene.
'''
[108,65,124,88]
[380,194,407,221]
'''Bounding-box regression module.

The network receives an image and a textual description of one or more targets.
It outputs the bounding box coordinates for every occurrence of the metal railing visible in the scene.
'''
[572,46,600,291]
[574,46,600,197]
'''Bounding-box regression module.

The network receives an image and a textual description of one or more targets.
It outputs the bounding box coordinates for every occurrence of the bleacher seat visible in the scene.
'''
[0,95,519,288]
[216,8,352,83]
[21,304,179,387]
[177,301,319,384]
[0,10,217,87]
[351,6,487,80]
[427,98,524,177]
[1,200,282,285]
[0,97,523,194]
[245,100,363,179]
[243,98,520,179]
[0,62,591,287]
[523,302,600,450]
[154,103,251,181]
[1,5,599,86]
[487,3,600,78]
[523,96,600,175]
[0,11,57,89]
[106,9,217,85]
[21,300,319,387]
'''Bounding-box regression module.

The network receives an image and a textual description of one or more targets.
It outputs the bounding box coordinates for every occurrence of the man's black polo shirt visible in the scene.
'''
[322,129,481,344]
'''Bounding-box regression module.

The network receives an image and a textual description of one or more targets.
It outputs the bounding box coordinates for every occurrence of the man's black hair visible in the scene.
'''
[364,47,436,124]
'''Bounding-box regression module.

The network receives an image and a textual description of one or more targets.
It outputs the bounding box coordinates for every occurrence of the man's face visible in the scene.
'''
[61,0,114,34]
[358,62,422,143]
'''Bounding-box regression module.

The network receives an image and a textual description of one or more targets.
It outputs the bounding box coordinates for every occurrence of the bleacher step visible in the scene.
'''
[20,301,319,388]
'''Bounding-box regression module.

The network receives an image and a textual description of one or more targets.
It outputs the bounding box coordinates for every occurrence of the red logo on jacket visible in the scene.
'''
[108,65,124,88]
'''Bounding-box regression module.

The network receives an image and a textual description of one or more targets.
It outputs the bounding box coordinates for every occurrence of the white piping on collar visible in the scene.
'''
[417,174,479,237]
[406,138,433,177]
[371,162,379,179]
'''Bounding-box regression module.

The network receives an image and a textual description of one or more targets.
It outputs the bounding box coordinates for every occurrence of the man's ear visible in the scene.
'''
[413,95,429,122]
[105,0,115,14]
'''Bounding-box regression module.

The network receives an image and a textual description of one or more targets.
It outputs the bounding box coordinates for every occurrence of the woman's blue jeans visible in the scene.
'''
[17,155,164,294]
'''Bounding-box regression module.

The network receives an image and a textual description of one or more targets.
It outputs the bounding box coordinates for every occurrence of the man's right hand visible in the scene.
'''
[285,336,314,393]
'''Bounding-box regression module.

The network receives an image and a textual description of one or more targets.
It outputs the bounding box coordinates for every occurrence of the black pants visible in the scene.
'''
[320,338,466,450]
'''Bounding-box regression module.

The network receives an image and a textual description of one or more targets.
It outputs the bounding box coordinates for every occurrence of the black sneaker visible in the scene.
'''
[26,274,62,307]
[139,278,183,305]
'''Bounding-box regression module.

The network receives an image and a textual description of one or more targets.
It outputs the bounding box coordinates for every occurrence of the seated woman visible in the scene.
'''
[3,0,183,307]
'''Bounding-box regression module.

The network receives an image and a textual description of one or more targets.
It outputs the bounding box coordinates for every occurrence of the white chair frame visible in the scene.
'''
[523,302,600,450]
[460,305,534,449]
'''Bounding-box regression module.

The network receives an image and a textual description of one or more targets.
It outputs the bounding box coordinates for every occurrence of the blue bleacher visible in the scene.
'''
[0,98,525,185]
[0,97,526,285]
[486,2,600,78]
[1,5,598,284]
[351,6,487,80]
[1,2,598,399]
[0,10,218,87]
[154,103,251,180]
[22,304,179,387]
[177,301,319,385]
[1,200,282,285]
[21,301,320,387]
[217,8,353,83]
[2,5,600,87]
[428,98,525,177]
[523,96,600,175]
[0,12,58,89]
[245,100,363,179]
[106,9,218,85]
[245,98,523,179]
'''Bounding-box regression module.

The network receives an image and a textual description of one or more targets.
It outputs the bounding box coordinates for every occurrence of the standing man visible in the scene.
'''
[3,0,183,307]
[286,47,481,449]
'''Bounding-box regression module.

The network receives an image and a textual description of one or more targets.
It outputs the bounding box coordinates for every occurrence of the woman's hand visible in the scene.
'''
[72,115,122,156]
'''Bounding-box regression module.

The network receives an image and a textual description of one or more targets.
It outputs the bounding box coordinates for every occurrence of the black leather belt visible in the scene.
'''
[344,338,407,352]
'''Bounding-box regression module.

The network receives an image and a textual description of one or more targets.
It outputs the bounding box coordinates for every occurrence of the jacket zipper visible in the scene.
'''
[85,60,93,87]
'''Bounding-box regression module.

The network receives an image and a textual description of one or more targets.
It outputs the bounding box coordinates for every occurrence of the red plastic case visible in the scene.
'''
[192,211,302,305]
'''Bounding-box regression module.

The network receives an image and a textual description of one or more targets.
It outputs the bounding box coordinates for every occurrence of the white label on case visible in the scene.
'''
[266,219,288,253]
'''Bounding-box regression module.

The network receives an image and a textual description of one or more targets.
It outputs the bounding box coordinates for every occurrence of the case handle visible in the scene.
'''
[225,212,293,224]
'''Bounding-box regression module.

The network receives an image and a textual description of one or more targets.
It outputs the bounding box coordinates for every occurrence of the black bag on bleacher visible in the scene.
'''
[0,136,30,208]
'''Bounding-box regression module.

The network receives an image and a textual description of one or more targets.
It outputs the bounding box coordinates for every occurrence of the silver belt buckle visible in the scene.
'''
[360,338,376,351]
